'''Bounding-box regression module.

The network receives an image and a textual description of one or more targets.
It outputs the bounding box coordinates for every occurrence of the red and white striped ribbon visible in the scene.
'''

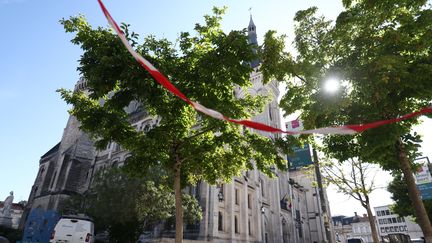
[96,0,432,135]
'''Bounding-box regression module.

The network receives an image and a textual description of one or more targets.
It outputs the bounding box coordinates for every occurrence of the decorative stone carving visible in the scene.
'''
[0,191,13,228]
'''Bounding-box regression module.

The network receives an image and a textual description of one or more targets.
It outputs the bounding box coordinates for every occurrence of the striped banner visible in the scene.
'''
[96,0,432,135]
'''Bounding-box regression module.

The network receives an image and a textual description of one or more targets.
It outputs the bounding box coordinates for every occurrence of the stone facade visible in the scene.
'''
[332,213,379,243]
[351,217,377,243]
[332,215,355,243]
[289,170,334,243]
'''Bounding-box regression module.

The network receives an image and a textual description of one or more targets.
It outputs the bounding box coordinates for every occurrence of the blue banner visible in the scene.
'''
[287,144,313,171]
[414,157,432,200]
[418,183,432,200]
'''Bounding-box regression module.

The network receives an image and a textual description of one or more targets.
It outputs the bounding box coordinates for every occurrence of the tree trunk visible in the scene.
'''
[365,200,380,243]
[174,156,183,243]
[397,138,432,243]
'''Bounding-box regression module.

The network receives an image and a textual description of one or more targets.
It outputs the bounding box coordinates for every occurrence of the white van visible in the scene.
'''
[411,238,426,243]
[347,238,366,243]
[49,215,94,243]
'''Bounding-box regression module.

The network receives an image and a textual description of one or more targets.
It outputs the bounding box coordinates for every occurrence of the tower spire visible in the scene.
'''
[247,12,259,68]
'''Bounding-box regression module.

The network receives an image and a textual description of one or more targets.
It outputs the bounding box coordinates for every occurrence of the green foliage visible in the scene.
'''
[321,157,378,207]
[59,7,288,186]
[277,1,432,170]
[0,226,22,243]
[388,172,432,222]
[59,8,290,241]
[63,168,202,243]
[276,2,432,236]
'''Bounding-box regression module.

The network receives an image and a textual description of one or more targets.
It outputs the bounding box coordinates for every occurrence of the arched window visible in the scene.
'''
[50,171,57,189]
[112,160,119,168]
[124,156,132,166]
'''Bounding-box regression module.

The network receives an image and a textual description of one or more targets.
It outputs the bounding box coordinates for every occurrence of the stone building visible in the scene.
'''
[289,170,334,243]
[21,78,95,222]
[350,214,377,243]
[332,213,379,243]
[22,16,332,243]
[332,214,356,243]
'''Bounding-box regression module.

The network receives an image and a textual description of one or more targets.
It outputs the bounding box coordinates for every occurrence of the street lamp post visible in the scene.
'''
[313,148,333,243]
[217,189,224,202]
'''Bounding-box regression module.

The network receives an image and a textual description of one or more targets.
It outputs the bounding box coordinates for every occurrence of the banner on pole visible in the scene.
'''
[414,157,432,200]
[287,144,313,171]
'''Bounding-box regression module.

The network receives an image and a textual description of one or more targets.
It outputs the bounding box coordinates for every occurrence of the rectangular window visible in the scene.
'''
[377,211,381,216]
[392,218,397,223]
[248,219,252,235]
[218,212,223,231]
[385,210,390,215]
[380,227,385,233]
[385,227,389,233]
[235,216,239,234]
[261,179,265,197]
[268,106,273,121]
[248,194,252,209]
[397,217,402,223]
[235,188,239,205]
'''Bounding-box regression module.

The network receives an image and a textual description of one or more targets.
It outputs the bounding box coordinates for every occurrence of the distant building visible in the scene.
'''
[332,212,377,243]
[374,205,423,240]
[350,214,377,243]
[0,202,24,229]
[332,214,354,243]
[289,170,335,243]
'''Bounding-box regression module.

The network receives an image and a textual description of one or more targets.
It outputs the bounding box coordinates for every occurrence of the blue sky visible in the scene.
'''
[0,0,430,216]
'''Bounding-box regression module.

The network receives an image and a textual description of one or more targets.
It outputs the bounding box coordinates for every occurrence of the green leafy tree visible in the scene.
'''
[59,8,290,243]
[265,1,432,241]
[63,168,202,243]
[321,156,381,243]
[388,172,432,222]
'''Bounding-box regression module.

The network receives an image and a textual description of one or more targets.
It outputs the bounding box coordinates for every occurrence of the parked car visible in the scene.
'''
[382,233,411,243]
[49,215,94,243]
[411,238,425,243]
[347,237,366,243]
